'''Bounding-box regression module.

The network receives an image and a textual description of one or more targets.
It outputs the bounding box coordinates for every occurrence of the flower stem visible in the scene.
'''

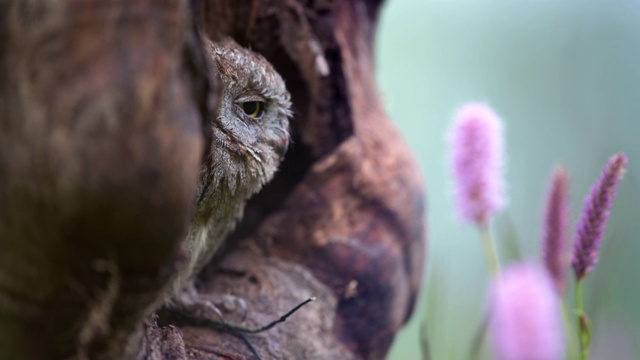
[468,310,489,360]
[562,300,578,360]
[575,280,591,359]
[479,222,501,276]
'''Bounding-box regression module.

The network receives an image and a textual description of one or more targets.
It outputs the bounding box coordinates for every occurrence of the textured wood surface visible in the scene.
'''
[154,1,427,359]
[0,1,425,359]
[0,1,209,358]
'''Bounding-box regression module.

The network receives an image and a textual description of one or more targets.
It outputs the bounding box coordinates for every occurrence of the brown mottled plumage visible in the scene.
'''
[170,38,291,301]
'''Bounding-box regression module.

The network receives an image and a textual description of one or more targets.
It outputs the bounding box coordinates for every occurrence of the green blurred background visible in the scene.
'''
[375,1,640,359]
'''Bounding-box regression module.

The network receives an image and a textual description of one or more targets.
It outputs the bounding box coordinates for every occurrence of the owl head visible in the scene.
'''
[195,39,291,219]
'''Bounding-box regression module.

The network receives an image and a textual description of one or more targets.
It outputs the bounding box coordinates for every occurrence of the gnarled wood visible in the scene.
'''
[0,1,210,358]
[0,0,425,359]
[150,1,426,359]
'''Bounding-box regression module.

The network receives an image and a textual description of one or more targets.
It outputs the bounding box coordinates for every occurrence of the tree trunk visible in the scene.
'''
[0,1,426,359]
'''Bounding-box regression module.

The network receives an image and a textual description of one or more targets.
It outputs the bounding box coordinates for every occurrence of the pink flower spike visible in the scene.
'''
[490,263,565,360]
[541,166,570,294]
[448,103,505,226]
[572,153,628,281]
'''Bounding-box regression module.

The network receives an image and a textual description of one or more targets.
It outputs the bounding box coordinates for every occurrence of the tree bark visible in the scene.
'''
[0,0,426,359]
[0,1,211,358]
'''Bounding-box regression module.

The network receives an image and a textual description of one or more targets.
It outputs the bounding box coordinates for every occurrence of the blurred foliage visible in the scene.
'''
[376,1,640,359]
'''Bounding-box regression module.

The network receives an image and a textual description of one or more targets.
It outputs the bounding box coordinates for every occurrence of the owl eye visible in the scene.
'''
[239,101,265,119]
